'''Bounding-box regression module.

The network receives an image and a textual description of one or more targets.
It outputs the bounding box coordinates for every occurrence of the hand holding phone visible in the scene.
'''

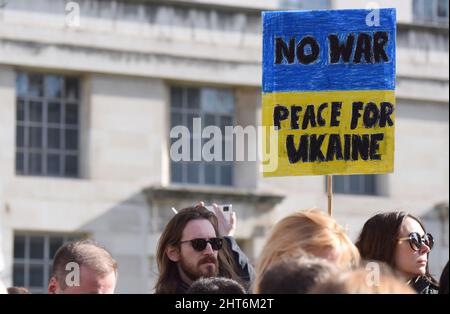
[205,204,232,221]
[205,204,235,236]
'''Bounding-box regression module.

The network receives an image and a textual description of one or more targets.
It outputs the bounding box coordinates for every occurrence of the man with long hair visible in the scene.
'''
[155,204,253,294]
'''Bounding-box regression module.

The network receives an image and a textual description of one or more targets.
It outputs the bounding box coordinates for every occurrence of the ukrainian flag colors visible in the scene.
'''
[262,9,396,177]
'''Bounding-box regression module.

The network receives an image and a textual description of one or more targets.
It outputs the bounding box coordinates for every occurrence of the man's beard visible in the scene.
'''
[179,255,219,281]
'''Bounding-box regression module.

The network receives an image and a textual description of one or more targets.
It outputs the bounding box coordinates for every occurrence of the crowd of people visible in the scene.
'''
[0,203,448,294]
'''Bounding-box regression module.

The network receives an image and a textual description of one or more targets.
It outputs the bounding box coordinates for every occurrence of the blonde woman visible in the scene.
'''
[254,208,360,293]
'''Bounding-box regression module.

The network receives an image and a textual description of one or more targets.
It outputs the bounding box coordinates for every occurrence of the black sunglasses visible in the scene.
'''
[398,232,434,251]
[179,237,223,252]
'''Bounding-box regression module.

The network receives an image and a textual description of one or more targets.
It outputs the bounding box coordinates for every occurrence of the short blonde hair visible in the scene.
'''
[52,239,118,289]
[254,209,360,292]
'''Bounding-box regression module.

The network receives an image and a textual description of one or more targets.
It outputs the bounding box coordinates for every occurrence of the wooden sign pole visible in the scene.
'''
[327,175,333,216]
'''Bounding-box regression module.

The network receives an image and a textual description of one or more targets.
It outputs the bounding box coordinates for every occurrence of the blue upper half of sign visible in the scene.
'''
[262,9,396,93]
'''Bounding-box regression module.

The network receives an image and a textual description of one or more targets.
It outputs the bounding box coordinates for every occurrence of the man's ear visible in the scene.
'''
[166,245,180,262]
[48,276,59,294]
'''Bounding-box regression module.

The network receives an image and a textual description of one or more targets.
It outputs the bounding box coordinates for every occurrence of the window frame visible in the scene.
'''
[278,0,330,10]
[13,232,86,294]
[326,174,379,196]
[15,71,81,178]
[413,0,449,26]
[169,86,235,187]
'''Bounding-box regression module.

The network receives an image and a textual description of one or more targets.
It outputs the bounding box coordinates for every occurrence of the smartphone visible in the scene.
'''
[205,204,232,221]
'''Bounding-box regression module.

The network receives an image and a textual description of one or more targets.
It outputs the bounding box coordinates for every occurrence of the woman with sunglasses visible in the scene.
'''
[356,211,439,294]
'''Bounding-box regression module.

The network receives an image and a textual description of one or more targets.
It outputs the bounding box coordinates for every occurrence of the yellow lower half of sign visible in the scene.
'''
[262,90,395,177]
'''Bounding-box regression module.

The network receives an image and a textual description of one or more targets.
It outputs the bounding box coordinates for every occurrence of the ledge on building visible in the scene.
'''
[140,0,277,12]
[143,185,284,210]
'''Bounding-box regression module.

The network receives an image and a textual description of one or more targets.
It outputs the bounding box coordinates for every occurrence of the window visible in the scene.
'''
[279,0,330,10]
[326,175,378,196]
[13,233,85,294]
[170,86,234,186]
[16,72,80,178]
[414,0,449,26]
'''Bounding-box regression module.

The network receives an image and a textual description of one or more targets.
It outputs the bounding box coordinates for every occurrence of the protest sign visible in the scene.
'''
[262,9,396,177]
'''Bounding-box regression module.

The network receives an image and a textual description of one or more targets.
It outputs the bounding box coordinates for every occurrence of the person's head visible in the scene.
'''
[256,255,337,294]
[439,261,449,294]
[310,267,416,294]
[255,208,360,289]
[7,286,30,294]
[356,211,435,282]
[48,239,118,294]
[187,277,246,294]
[155,206,239,294]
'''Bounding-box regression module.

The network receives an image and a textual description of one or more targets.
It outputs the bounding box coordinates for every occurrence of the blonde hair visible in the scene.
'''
[310,268,416,294]
[254,209,360,292]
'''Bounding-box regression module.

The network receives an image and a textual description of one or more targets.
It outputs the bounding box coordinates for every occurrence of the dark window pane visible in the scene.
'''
[413,0,422,18]
[331,175,377,195]
[29,101,43,122]
[201,88,234,114]
[65,129,78,150]
[49,237,64,259]
[220,116,233,134]
[29,127,42,148]
[169,86,235,187]
[48,102,61,124]
[29,74,44,97]
[47,128,61,149]
[16,73,28,96]
[205,163,216,185]
[47,154,61,176]
[29,264,44,287]
[205,114,215,127]
[187,163,200,184]
[332,176,345,194]
[16,126,24,147]
[16,152,25,174]
[424,0,434,20]
[17,99,25,121]
[46,75,63,98]
[171,87,183,109]
[187,88,200,110]
[220,164,233,186]
[64,155,78,177]
[29,153,42,174]
[13,264,25,286]
[365,175,376,194]
[65,78,79,100]
[350,175,361,194]
[171,162,183,183]
[171,112,183,128]
[438,0,449,17]
[29,236,44,259]
[65,103,78,125]
[14,235,26,258]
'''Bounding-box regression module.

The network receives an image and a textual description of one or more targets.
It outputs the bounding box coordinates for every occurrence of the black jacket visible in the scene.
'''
[224,236,255,288]
[411,276,439,294]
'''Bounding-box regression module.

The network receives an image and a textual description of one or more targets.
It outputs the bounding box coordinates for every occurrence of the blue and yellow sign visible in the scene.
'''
[262,9,396,177]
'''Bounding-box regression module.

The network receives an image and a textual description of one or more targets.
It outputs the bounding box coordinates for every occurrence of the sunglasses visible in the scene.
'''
[398,232,434,251]
[179,237,223,252]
